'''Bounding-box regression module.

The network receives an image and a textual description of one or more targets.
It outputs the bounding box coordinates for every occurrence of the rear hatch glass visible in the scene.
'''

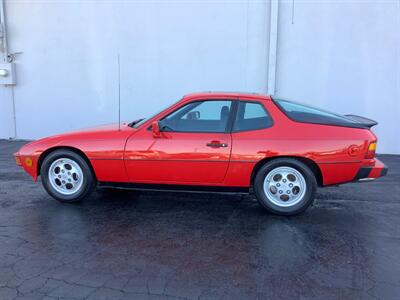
[273,98,367,129]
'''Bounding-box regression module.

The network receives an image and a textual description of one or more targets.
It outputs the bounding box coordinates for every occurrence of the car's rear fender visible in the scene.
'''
[249,156,324,187]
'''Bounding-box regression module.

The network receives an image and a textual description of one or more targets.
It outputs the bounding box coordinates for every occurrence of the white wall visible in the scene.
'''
[275,0,400,154]
[0,0,399,154]
[0,86,15,138]
[1,0,269,139]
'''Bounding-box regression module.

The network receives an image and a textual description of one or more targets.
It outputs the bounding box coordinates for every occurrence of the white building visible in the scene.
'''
[0,0,399,153]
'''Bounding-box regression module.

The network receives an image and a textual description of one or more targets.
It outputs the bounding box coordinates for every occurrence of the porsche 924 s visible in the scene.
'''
[14,92,387,215]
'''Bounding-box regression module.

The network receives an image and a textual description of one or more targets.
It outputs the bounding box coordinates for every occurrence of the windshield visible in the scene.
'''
[130,102,173,128]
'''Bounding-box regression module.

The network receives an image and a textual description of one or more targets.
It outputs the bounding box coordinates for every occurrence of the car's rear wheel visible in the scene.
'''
[40,149,96,202]
[254,158,317,215]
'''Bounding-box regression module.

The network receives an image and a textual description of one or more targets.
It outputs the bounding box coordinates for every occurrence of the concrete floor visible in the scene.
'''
[0,140,399,300]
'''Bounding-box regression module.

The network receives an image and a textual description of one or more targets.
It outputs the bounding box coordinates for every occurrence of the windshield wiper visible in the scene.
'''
[128,119,144,127]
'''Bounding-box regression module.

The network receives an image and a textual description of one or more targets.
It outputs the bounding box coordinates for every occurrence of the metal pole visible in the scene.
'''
[267,0,279,95]
[117,54,121,131]
[0,0,9,62]
[0,0,16,138]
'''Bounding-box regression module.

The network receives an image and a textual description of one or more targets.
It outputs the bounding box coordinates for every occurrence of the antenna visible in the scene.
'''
[117,54,121,131]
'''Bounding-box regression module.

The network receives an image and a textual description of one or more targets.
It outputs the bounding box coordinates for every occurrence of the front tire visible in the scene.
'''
[40,150,96,203]
[254,158,317,216]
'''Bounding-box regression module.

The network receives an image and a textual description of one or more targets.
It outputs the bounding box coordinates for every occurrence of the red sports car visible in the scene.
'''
[14,92,387,215]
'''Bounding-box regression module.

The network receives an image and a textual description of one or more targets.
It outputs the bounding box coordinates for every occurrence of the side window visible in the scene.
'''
[233,101,273,132]
[161,100,232,133]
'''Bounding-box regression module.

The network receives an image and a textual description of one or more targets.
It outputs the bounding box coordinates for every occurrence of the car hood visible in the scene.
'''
[37,122,134,141]
[62,123,128,133]
[18,123,135,156]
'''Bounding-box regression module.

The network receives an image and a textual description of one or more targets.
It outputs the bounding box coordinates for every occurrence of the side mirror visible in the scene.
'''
[151,121,161,138]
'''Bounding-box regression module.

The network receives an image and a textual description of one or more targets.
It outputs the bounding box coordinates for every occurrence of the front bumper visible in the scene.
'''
[354,158,388,182]
[14,152,38,181]
[14,152,22,166]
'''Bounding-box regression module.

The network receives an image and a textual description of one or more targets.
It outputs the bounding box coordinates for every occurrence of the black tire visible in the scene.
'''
[40,149,96,203]
[254,158,317,216]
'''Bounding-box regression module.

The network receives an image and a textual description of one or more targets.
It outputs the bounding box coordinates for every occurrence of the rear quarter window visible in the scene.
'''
[233,101,273,132]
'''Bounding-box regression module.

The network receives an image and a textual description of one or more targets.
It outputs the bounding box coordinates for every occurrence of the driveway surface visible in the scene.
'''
[1,140,399,300]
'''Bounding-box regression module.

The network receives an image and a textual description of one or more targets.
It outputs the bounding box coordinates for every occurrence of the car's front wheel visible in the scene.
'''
[254,158,317,215]
[40,149,96,202]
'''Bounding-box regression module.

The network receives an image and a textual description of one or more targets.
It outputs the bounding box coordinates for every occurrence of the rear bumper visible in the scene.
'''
[354,158,388,182]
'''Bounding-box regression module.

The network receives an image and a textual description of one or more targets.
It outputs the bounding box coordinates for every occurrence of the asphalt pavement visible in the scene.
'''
[1,140,399,300]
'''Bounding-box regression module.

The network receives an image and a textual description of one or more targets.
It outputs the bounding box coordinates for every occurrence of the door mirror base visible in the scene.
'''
[152,121,162,138]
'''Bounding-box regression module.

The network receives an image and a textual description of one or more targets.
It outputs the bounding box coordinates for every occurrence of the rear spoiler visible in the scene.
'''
[345,115,378,128]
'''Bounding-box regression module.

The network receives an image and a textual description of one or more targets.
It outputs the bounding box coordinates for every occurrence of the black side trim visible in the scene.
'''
[98,182,249,194]
[354,167,372,180]
[124,159,231,163]
[318,161,361,164]
[89,158,124,161]
[380,167,389,177]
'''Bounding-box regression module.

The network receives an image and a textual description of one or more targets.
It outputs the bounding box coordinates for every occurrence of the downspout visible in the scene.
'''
[267,0,279,95]
[0,0,17,139]
[0,0,9,62]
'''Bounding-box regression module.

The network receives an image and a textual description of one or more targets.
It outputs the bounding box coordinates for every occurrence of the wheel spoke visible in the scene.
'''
[48,158,84,195]
[263,166,306,208]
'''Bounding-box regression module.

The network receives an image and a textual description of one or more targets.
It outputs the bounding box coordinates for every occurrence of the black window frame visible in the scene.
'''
[156,99,237,134]
[231,100,274,133]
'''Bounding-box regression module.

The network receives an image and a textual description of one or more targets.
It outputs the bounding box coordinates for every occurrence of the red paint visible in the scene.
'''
[125,131,231,183]
[15,92,387,188]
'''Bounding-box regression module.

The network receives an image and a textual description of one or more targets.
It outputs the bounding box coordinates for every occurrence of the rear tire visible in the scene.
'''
[40,149,96,203]
[254,158,317,216]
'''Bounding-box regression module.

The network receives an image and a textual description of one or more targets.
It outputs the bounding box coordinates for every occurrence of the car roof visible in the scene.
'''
[183,91,271,100]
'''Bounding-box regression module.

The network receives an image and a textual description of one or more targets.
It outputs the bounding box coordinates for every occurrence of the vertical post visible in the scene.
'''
[117,54,121,131]
[0,0,16,139]
[0,0,8,62]
[267,0,279,95]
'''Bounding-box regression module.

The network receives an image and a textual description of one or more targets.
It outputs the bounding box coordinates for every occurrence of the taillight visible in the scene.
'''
[365,141,376,159]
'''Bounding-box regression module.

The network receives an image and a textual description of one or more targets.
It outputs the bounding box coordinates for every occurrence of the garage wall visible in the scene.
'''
[275,0,400,154]
[0,0,399,154]
[0,0,269,139]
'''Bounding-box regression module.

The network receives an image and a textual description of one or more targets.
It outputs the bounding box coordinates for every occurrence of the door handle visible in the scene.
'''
[206,141,228,148]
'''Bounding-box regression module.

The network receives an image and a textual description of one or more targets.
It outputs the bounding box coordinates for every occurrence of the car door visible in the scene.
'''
[124,99,233,184]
